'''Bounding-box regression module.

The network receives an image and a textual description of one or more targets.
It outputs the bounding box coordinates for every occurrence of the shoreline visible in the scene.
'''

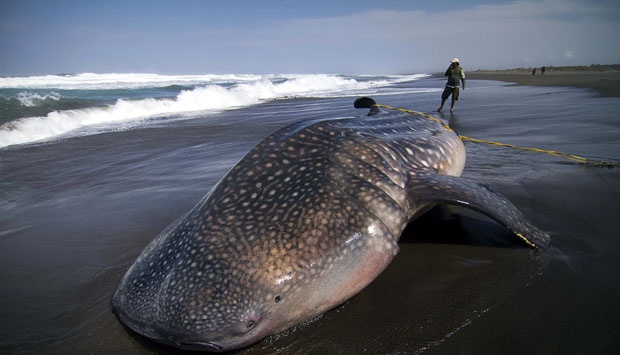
[462,70,620,97]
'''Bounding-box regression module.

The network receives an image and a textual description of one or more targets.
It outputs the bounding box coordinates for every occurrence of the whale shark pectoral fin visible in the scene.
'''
[406,172,550,248]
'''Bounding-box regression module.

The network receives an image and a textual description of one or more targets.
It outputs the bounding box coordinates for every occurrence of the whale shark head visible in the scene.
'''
[112,222,285,351]
[112,187,399,351]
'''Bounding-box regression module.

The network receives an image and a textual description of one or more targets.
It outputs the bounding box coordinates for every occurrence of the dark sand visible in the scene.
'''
[1,78,619,354]
[466,70,620,97]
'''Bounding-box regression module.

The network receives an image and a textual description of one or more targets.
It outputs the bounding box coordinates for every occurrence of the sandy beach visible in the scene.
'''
[1,75,619,354]
[465,68,620,97]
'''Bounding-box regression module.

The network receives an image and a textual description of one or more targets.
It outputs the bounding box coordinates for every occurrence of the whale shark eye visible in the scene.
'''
[274,295,281,303]
[246,320,255,330]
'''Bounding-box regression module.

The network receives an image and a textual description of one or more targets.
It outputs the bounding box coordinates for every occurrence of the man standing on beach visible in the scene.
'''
[438,58,466,112]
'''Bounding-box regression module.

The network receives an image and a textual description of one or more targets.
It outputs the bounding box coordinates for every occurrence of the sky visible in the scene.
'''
[1,0,619,76]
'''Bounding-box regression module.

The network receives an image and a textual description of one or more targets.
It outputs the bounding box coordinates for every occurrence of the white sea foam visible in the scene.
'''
[0,73,263,90]
[16,91,62,107]
[0,73,429,148]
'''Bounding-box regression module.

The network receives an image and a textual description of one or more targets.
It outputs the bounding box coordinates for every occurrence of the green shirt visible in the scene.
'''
[445,66,465,88]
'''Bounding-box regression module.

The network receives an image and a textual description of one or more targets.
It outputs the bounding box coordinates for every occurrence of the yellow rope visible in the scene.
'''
[373,104,619,168]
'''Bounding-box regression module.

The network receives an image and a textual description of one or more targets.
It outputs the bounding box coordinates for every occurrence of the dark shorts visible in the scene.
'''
[441,86,459,100]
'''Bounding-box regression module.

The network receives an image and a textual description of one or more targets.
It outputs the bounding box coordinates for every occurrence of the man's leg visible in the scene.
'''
[438,98,446,111]
[438,87,449,111]
[449,87,460,112]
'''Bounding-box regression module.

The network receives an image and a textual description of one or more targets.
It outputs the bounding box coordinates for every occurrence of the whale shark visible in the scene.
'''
[112,97,549,351]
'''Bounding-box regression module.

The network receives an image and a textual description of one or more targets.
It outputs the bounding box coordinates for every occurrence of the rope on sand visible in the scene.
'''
[373,103,620,168]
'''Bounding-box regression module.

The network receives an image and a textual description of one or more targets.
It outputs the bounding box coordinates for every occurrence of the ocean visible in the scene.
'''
[1,73,619,354]
[0,73,432,149]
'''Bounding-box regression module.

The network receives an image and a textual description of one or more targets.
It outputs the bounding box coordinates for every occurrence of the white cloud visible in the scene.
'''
[2,0,618,74]
[237,0,620,73]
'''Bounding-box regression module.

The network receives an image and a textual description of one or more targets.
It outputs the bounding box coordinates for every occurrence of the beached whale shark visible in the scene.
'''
[112,97,549,351]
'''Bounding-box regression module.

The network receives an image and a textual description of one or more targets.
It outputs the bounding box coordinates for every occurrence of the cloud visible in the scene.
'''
[237,0,620,73]
[1,0,619,75]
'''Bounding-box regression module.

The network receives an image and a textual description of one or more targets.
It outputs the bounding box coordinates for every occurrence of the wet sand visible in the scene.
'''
[465,70,620,97]
[1,79,619,354]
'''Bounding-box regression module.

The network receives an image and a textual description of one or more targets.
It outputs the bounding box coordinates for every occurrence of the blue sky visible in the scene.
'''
[1,0,619,76]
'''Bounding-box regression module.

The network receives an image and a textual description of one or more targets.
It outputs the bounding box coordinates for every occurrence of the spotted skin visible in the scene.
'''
[112,98,549,351]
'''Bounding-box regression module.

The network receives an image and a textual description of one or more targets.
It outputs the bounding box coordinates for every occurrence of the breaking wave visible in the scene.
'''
[0,73,428,148]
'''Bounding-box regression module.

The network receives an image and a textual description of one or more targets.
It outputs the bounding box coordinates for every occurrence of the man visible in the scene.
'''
[437,58,466,112]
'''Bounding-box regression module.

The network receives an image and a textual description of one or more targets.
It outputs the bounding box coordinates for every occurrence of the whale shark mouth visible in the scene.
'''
[117,314,223,350]
[177,341,222,351]
[113,305,228,351]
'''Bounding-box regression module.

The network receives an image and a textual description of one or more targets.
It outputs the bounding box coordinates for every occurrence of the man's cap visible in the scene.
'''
[451,58,460,63]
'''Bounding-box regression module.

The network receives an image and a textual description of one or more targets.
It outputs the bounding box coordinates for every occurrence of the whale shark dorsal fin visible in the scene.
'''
[406,172,550,248]
[353,97,381,116]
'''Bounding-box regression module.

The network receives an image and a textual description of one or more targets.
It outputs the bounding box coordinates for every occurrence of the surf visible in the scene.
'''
[0,73,429,149]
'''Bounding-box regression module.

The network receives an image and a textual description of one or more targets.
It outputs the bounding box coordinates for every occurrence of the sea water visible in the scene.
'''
[0,73,432,148]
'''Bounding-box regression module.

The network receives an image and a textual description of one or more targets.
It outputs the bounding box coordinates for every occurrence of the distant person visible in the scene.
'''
[541,66,546,76]
[437,58,465,113]
[532,68,537,75]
